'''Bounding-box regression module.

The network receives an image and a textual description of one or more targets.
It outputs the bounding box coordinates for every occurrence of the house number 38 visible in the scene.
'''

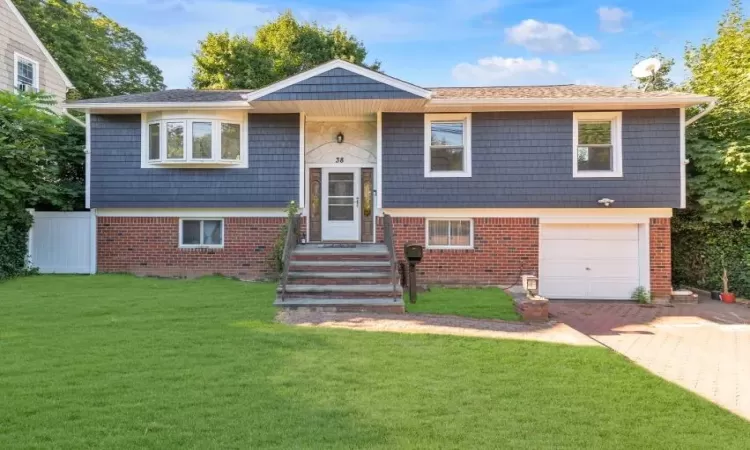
[335,157,344,163]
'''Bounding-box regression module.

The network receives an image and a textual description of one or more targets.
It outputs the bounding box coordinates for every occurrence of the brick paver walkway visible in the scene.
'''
[550,301,750,421]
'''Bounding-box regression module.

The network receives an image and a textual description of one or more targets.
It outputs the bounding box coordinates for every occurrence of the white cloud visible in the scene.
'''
[452,57,564,86]
[597,7,632,33]
[505,19,600,53]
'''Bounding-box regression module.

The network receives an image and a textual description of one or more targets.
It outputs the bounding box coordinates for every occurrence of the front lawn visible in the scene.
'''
[1,275,748,449]
[405,286,521,320]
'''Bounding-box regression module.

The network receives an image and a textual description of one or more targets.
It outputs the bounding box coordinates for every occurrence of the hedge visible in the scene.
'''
[672,211,750,297]
[0,209,34,280]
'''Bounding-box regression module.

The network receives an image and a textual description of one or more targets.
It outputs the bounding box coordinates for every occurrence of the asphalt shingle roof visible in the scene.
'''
[69,89,253,104]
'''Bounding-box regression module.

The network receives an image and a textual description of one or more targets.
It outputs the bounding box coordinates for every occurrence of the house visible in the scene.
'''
[1,0,73,103]
[65,59,712,310]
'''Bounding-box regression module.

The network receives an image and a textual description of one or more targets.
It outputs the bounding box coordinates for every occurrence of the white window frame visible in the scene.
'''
[573,111,623,178]
[13,52,39,92]
[425,218,474,250]
[179,218,225,249]
[424,113,472,178]
[141,111,248,169]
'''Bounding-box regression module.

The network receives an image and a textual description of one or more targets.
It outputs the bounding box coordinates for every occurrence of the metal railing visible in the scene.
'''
[279,214,301,302]
[382,214,399,298]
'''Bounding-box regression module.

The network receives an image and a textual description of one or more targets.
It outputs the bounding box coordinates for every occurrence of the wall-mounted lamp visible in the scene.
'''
[336,132,344,144]
[598,198,615,207]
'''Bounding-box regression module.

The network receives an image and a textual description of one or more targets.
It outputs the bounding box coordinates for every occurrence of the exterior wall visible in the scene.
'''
[256,68,421,101]
[305,120,376,164]
[0,0,68,103]
[382,110,681,208]
[380,217,540,285]
[97,216,283,279]
[89,113,299,208]
[649,218,672,299]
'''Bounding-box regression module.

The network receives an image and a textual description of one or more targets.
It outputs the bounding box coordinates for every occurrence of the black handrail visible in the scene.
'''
[382,214,399,299]
[279,214,301,302]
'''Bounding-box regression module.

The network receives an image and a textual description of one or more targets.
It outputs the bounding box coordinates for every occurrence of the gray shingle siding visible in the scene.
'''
[89,113,299,208]
[256,68,421,101]
[382,109,681,208]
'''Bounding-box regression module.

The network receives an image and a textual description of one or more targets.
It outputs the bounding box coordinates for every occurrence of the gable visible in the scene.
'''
[244,60,431,103]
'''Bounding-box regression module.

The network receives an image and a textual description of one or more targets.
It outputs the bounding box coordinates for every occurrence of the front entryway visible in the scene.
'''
[322,168,360,241]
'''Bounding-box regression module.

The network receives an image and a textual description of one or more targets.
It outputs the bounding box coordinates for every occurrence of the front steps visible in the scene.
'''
[275,244,404,313]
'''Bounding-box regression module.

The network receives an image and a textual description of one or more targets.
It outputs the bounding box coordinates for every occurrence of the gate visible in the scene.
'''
[28,211,96,274]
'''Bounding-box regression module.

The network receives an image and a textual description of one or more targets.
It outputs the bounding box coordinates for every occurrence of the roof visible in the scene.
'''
[65,59,712,109]
[429,85,705,100]
[3,0,74,88]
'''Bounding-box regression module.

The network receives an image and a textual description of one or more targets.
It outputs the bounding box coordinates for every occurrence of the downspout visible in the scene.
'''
[63,109,86,127]
[685,100,717,127]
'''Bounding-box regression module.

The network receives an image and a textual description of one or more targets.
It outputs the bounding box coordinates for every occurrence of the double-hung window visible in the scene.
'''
[14,53,39,93]
[573,112,622,178]
[180,219,224,248]
[143,111,246,168]
[426,219,473,249]
[424,113,472,177]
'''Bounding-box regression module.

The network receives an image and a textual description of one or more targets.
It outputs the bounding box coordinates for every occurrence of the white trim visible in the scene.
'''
[638,222,650,291]
[140,111,248,169]
[243,59,432,102]
[96,208,287,218]
[572,111,622,178]
[425,218,474,250]
[306,115,375,122]
[428,96,715,107]
[89,208,97,274]
[13,52,39,91]
[299,112,306,209]
[424,113,472,178]
[383,208,673,220]
[26,208,34,268]
[85,112,91,209]
[679,107,687,209]
[376,111,383,210]
[66,102,252,110]
[3,0,74,88]
[178,218,225,249]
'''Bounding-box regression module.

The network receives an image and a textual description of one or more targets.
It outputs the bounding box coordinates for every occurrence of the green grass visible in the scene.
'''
[1,275,748,449]
[405,286,521,320]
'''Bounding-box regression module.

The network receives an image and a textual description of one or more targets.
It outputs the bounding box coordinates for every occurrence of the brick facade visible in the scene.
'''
[379,217,540,285]
[649,218,672,300]
[97,217,283,279]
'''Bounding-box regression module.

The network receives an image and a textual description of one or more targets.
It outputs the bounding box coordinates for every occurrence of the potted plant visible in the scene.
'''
[720,267,736,304]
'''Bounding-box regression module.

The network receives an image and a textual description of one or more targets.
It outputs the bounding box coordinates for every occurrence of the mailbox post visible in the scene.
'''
[403,243,423,303]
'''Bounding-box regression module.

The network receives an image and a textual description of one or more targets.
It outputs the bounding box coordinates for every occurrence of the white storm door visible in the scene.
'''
[322,168,360,241]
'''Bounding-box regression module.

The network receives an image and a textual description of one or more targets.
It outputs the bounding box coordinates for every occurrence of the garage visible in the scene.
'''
[539,223,647,300]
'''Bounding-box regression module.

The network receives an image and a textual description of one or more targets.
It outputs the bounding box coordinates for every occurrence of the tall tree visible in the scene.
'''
[192,11,380,90]
[13,0,164,99]
[684,0,750,222]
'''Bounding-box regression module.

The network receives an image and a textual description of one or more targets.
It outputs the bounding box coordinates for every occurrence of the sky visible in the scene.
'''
[85,0,742,89]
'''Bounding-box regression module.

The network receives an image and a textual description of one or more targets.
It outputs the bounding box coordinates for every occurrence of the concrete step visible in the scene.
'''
[291,244,391,262]
[274,297,405,313]
[289,260,392,271]
[287,272,393,285]
[278,283,402,299]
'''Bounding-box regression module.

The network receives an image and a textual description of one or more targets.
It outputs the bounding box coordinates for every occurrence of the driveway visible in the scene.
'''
[550,300,750,421]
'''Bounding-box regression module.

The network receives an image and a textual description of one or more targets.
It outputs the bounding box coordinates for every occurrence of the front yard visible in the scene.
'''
[1,275,748,449]
[405,286,520,320]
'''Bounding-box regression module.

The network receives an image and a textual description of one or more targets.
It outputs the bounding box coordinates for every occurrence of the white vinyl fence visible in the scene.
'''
[28,211,96,274]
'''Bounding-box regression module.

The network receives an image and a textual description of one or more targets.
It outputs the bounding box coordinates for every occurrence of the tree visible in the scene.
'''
[13,0,164,99]
[684,0,750,222]
[0,92,83,278]
[192,11,380,90]
[629,50,677,92]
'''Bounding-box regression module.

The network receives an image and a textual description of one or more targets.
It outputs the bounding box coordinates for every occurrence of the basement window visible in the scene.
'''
[426,219,473,249]
[180,219,224,248]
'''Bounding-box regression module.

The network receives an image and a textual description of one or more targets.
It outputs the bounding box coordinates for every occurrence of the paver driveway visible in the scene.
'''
[550,300,750,421]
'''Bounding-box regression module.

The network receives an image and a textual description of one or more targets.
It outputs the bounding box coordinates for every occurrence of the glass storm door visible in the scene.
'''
[322,168,360,241]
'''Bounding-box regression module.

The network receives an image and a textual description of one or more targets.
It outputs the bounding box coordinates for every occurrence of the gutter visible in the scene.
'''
[63,110,86,127]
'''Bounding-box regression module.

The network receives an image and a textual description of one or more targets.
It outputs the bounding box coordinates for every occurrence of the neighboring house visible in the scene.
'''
[0,0,72,102]
[66,59,712,305]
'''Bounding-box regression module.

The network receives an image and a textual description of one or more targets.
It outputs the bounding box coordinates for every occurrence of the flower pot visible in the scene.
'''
[720,292,736,304]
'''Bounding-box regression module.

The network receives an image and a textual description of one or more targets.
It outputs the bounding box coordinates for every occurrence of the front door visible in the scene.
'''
[322,168,360,241]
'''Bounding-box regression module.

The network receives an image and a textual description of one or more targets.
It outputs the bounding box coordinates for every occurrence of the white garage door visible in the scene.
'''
[539,224,642,300]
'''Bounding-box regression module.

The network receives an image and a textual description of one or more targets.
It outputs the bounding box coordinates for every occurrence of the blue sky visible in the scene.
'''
[86,0,741,89]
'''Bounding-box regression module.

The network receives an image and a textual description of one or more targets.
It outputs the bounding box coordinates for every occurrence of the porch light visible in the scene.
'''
[336,132,344,144]
[523,275,539,296]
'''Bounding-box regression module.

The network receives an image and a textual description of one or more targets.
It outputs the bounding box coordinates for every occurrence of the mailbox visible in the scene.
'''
[404,243,423,262]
